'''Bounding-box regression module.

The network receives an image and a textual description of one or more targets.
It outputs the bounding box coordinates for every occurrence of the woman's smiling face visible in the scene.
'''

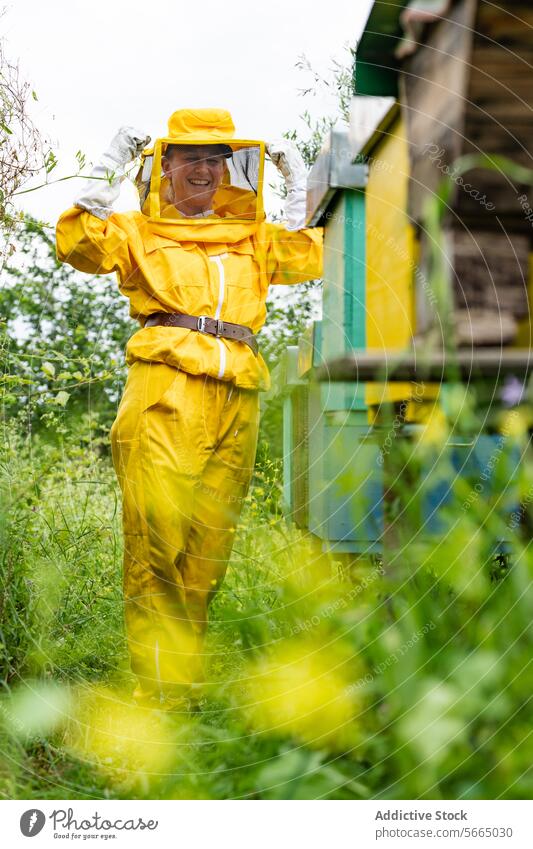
[162,145,226,216]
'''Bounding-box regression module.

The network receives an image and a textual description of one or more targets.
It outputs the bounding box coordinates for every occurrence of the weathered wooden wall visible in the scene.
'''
[398,0,533,346]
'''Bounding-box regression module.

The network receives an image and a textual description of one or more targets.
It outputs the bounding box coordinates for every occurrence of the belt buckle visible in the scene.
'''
[197,315,224,336]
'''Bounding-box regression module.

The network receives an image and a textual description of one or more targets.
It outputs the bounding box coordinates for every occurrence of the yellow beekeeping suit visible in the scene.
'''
[56,109,323,708]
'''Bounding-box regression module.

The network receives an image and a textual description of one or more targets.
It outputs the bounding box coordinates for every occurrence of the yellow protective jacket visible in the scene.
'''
[56,208,323,390]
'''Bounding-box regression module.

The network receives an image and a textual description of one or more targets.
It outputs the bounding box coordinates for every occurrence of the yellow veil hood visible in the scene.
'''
[135,108,265,242]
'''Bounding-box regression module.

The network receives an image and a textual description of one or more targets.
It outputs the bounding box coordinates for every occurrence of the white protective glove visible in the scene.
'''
[267,139,308,231]
[75,126,151,220]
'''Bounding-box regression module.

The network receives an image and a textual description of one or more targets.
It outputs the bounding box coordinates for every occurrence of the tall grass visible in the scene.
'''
[1,401,532,800]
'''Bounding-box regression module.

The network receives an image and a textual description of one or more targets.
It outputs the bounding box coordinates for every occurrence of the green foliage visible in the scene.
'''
[0,216,135,433]
[0,420,123,688]
[291,44,356,162]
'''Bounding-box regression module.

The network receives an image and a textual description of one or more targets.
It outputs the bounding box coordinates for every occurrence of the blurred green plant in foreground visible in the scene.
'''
[1,396,532,800]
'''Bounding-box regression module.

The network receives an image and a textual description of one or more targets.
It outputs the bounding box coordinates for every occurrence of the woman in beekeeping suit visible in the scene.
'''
[56,109,322,711]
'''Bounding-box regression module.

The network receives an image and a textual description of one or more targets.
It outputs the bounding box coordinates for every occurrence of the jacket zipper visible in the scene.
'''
[209,253,228,379]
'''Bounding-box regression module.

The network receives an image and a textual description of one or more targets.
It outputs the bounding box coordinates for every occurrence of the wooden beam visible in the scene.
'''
[314,348,533,382]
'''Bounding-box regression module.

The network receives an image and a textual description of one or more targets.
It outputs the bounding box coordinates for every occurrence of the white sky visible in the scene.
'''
[4,0,373,223]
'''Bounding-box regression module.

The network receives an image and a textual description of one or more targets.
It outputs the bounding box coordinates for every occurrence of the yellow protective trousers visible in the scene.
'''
[110,360,260,707]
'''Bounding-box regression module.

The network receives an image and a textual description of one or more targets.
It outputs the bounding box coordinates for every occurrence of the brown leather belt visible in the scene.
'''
[144,311,259,356]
